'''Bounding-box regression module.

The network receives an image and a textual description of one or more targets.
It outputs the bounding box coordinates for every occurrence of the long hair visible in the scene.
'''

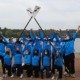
[33,49,39,55]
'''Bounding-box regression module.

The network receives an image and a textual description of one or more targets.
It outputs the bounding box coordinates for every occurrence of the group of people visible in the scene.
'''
[0,26,80,80]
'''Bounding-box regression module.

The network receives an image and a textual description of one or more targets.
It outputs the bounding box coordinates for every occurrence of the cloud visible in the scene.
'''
[0,0,80,30]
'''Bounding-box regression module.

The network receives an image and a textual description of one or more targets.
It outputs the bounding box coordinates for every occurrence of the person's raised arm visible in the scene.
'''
[0,31,9,43]
[73,26,80,40]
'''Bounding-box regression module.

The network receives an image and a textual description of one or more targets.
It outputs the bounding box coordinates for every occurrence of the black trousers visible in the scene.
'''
[12,64,22,76]
[41,66,51,78]
[32,66,40,78]
[52,55,55,74]
[4,64,11,76]
[53,65,63,79]
[22,64,32,77]
[64,53,75,74]
[0,55,5,74]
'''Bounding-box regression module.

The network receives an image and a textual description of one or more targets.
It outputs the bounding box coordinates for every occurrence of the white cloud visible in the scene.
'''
[0,0,80,30]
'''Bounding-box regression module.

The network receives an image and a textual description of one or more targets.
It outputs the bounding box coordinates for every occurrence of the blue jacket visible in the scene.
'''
[15,41,23,54]
[54,52,63,67]
[43,55,50,67]
[14,52,22,64]
[0,35,9,56]
[33,44,41,56]
[6,42,15,56]
[24,54,32,65]
[64,32,78,56]
[45,44,51,54]
[24,44,33,55]
[32,55,40,66]
[0,42,6,56]
[39,31,44,40]
[4,54,12,66]
[55,42,65,55]
[54,58,63,67]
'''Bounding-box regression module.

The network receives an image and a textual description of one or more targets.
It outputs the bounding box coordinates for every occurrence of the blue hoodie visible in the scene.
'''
[24,44,33,55]
[43,54,51,67]
[4,53,12,66]
[15,40,23,54]
[33,43,41,56]
[32,50,40,66]
[54,51,63,67]
[64,32,78,56]
[6,42,15,56]
[39,31,44,40]
[32,55,40,66]
[0,34,8,56]
[0,42,5,56]
[14,51,22,65]
[23,52,32,65]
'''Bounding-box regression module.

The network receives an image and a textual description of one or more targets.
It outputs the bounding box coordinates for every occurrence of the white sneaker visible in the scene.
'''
[11,74,14,78]
[20,74,23,78]
[3,74,7,78]
[3,74,5,78]
[51,76,55,80]
[71,74,75,78]
[30,76,33,79]
[64,72,68,75]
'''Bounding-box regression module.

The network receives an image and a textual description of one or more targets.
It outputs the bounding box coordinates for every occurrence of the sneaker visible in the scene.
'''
[3,74,5,78]
[51,76,55,80]
[20,74,23,78]
[64,72,68,76]
[64,72,70,77]
[3,74,7,78]
[71,74,75,78]
[11,74,14,78]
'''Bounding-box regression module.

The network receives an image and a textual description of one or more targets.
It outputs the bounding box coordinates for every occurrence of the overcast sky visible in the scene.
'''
[0,0,80,30]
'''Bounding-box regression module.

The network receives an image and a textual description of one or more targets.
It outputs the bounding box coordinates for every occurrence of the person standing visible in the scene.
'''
[0,32,8,75]
[63,26,80,77]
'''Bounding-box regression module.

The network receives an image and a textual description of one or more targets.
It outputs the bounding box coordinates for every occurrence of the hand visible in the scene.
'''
[77,26,80,32]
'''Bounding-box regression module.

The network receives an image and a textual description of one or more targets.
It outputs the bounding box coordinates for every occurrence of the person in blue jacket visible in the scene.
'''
[0,32,8,75]
[52,49,63,80]
[32,49,40,78]
[7,37,15,56]
[22,49,32,77]
[63,28,79,77]
[11,47,23,78]
[14,38,23,54]
[41,49,51,78]
[3,48,12,77]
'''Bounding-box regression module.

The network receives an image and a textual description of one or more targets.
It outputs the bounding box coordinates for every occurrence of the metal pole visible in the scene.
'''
[19,16,33,38]
[34,17,53,70]
[34,18,46,36]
